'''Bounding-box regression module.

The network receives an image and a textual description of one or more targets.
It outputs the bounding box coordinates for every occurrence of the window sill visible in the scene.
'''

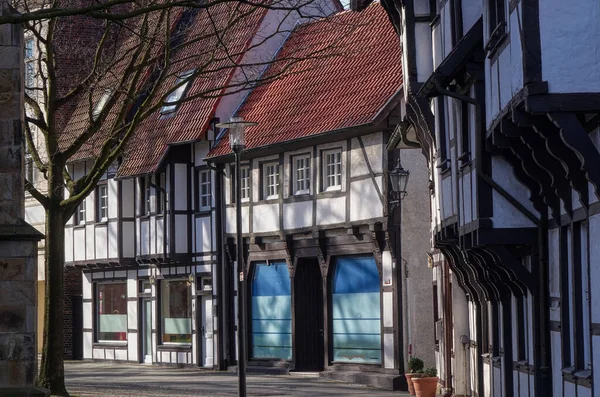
[157,344,192,351]
[294,190,310,196]
[323,186,341,193]
[262,196,279,203]
[93,342,128,349]
[73,223,86,229]
[96,220,108,226]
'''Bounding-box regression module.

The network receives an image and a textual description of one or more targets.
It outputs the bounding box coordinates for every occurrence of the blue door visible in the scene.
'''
[251,261,292,360]
[332,256,381,364]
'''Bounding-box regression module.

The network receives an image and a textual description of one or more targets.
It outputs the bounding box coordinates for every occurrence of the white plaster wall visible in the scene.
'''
[349,177,383,221]
[350,132,383,177]
[283,201,312,230]
[175,214,188,253]
[432,23,442,70]
[590,213,600,323]
[540,0,600,93]
[550,331,563,397]
[462,0,482,33]
[194,142,210,166]
[95,225,108,259]
[195,216,212,253]
[252,203,280,233]
[316,196,345,225]
[225,206,250,234]
[442,4,452,59]
[122,221,135,257]
[74,228,85,261]
[415,22,434,82]
[174,164,188,211]
[121,179,134,217]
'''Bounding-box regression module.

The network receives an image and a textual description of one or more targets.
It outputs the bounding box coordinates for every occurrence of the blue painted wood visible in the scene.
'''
[251,261,292,359]
[332,256,381,364]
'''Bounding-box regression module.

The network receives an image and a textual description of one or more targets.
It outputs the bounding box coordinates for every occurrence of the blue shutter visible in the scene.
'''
[251,261,292,359]
[332,256,381,364]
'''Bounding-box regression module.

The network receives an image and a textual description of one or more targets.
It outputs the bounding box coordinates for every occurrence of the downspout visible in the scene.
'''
[149,177,168,258]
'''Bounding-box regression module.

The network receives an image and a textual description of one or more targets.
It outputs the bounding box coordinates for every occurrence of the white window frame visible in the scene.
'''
[75,201,86,225]
[97,184,108,222]
[292,154,311,195]
[322,149,342,192]
[240,166,250,202]
[198,169,211,210]
[160,69,195,115]
[262,162,279,200]
[96,281,128,344]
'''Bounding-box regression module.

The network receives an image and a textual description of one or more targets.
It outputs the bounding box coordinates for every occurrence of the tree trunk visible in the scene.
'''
[37,178,69,395]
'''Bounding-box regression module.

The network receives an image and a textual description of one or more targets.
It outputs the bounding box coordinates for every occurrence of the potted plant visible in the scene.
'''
[412,367,439,397]
[405,357,424,395]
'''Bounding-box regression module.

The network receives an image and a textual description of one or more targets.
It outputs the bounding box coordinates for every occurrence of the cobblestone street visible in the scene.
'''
[64,362,409,397]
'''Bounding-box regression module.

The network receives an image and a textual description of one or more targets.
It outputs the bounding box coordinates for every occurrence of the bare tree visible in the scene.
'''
[0,0,367,394]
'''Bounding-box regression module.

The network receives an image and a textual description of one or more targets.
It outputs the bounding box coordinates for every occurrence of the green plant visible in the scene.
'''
[407,357,424,373]
[422,367,438,378]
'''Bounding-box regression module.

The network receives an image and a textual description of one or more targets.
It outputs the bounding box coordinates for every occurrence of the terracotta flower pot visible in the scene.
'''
[412,376,438,397]
[405,373,421,395]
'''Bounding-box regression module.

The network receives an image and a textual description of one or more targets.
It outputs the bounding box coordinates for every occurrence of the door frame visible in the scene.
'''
[139,296,153,364]
[293,258,324,371]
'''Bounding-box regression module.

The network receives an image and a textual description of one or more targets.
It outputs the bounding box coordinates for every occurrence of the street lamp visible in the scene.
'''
[216,116,257,397]
[389,157,410,200]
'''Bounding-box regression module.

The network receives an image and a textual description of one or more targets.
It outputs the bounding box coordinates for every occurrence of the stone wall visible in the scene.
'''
[0,1,46,393]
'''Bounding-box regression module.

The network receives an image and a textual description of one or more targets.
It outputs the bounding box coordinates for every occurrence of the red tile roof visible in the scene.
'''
[61,4,269,177]
[116,4,269,177]
[207,2,402,158]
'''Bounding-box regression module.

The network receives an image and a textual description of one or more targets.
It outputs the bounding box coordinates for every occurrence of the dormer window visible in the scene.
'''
[160,69,195,116]
[92,90,112,121]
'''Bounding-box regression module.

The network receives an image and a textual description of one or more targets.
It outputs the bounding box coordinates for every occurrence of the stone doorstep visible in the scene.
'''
[319,370,407,391]
[0,387,49,397]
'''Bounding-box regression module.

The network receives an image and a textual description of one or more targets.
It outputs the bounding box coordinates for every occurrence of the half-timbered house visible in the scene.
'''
[206,4,433,389]
[60,1,340,369]
[352,0,600,396]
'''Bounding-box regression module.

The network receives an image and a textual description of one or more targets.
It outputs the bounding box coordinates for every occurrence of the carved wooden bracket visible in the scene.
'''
[370,222,385,275]
[283,234,296,278]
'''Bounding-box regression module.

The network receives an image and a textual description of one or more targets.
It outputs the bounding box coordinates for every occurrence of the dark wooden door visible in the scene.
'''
[294,259,324,370]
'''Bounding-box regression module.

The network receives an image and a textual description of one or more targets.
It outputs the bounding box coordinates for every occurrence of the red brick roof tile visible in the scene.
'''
[207,2,402,158]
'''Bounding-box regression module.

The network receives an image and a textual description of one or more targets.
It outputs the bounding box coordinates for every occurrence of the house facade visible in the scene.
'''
[57,1,342,368]
[352,0,600,396]
[53,2,437,390]
[206,4,433,388]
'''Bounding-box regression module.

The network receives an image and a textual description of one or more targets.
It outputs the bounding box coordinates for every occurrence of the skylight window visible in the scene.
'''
[160,69,195,115]
[92,90,112,121]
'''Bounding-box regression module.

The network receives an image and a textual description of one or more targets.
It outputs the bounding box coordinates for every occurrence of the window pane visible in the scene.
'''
[97,283,127,341]
[332,256,381,364]
[161,280,192,343]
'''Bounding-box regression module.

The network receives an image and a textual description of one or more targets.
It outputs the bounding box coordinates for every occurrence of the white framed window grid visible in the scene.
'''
[97,185,108,222]
[240,166,250,201]
[199,169,211,209]
[323,149,342,191]
[293,154,311,195]
[263,162,279,199]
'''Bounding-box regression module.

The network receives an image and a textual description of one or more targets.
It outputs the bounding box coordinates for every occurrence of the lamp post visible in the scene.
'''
[389,157,410,202]
[216,116,257,397]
